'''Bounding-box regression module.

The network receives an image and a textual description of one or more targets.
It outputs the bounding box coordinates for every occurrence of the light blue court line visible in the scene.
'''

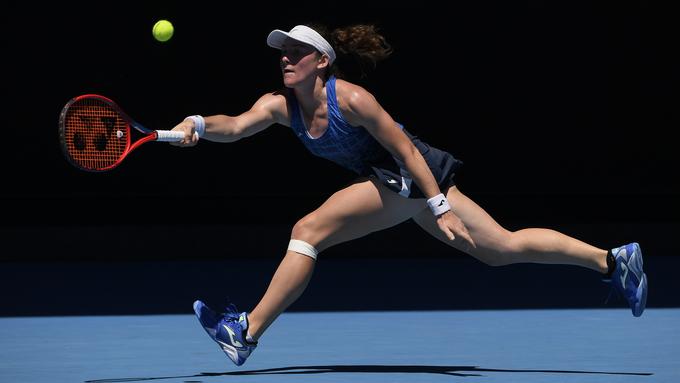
[1,309,677,383]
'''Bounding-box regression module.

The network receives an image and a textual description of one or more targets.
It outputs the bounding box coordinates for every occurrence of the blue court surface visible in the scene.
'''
[1,309,677,383]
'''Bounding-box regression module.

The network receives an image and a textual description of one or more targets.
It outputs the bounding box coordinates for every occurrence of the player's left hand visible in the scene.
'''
[436,210,476,249]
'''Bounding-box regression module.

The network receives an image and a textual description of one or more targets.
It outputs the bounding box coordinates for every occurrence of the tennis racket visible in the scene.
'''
[59,94,186,172]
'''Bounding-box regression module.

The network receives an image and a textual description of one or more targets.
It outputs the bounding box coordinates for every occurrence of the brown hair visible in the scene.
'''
[307,23,393,80]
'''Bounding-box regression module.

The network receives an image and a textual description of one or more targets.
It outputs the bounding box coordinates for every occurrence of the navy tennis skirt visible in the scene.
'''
[366,128,463,199]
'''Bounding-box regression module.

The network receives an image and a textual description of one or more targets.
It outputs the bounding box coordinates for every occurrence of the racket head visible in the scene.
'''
[59,94,134,172]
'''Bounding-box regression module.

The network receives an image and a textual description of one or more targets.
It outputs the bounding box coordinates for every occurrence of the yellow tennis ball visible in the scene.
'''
[152,20,174,42]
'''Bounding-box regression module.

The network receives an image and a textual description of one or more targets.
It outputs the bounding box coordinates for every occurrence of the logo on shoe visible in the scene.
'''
[619,262,629,287]
[217,340,240,362]
[223,325,243,348]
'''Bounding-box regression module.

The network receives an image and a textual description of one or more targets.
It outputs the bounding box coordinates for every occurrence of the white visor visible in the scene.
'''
[267,25,336,65]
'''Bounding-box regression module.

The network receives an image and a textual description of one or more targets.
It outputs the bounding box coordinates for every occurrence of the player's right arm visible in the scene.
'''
[172,91,288,146]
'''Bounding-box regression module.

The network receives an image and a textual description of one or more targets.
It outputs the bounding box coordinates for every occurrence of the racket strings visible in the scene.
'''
[62,99,129,170]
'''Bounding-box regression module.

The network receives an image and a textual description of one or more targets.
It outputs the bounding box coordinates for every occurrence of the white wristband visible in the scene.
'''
[427,193,451,216]
[185,115,205,138]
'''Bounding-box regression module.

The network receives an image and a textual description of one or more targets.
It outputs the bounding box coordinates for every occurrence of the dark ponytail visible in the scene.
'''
[307,23,393,80]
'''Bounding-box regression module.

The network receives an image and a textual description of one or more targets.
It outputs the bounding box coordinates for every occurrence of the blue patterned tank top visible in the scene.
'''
[287,76,464,198]
[288,76,389,175]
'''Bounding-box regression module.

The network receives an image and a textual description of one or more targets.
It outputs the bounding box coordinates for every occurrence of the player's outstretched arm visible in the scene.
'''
[171,91,288,146]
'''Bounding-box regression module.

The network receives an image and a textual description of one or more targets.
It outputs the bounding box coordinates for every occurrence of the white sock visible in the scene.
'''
[246,332,256,344]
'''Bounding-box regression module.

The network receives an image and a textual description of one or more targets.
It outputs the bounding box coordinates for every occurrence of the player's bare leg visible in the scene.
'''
[412,186,609,272]
[247,178,426,339]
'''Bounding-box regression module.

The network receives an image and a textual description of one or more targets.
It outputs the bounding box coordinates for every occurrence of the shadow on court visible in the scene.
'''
[86,364,653,382]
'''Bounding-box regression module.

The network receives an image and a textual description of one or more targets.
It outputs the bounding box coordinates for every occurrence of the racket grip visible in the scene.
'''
[155,130,186,142]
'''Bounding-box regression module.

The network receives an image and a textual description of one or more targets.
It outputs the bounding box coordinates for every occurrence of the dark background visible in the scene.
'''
[1,2,678,315]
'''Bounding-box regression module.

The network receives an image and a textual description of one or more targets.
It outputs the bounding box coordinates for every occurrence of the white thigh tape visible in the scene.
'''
[287,239,318,260]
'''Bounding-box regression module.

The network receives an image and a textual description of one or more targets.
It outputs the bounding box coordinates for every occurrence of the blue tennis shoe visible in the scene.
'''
[193,300,257,366]
[608,242,648,317]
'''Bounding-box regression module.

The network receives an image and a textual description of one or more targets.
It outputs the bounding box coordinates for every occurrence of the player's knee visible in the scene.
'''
[475,232,519,267]
[291,213,319,243]
[289,214,322,260]
[473,248,509,266]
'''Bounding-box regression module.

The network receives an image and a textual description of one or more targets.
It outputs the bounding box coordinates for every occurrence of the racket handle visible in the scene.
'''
[155,130,187,142]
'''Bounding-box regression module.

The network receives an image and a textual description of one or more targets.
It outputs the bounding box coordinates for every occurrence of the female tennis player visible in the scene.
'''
[171,24,648,366]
